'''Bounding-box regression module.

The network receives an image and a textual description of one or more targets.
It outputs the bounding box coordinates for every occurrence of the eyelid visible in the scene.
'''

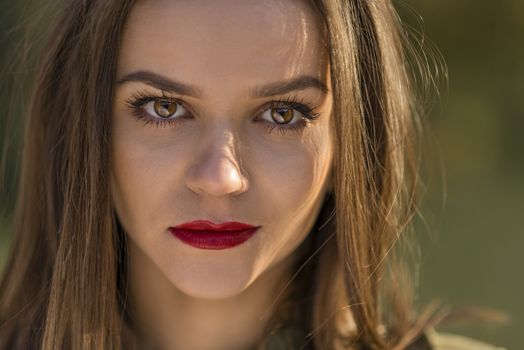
[256,96,320,122]
[126,89,187,109]
[126,91,194,116]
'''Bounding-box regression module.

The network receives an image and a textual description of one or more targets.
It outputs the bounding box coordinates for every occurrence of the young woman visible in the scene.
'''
[0,0,504,349]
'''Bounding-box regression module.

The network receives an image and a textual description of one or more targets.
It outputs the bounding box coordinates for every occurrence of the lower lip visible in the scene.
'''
[169,227,259,250]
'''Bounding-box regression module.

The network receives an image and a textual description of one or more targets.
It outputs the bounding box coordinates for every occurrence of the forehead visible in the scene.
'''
[118,0,328,92]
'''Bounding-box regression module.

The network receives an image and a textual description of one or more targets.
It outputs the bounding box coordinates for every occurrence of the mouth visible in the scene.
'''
[169,220,261,250]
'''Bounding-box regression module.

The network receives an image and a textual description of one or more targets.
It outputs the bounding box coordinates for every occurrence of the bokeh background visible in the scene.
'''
[0,0,522,348]
[398,1,522,348]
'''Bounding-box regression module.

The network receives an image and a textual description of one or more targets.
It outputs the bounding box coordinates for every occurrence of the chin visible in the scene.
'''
[165,261,256,300]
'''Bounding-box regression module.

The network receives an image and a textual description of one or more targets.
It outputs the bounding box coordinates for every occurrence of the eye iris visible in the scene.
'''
[271,107,293,124]
[154,100,177,118]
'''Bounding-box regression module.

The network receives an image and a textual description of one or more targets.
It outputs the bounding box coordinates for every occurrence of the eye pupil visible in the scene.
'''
[271,107,293,124]
[154,100,177,118]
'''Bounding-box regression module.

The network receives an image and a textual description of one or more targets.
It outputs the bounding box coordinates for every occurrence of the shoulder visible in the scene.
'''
[425,328,506,350]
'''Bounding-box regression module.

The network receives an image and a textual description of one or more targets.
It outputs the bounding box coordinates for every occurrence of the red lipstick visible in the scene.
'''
[169,220,260,250]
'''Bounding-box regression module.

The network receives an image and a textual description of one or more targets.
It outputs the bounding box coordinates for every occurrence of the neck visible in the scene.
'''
[125,241,301,350]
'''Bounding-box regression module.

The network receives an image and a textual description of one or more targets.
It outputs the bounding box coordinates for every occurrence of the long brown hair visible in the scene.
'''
[0,0,436,348]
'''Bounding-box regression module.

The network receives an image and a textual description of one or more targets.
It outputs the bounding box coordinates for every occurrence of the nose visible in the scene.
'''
[185,132,248,197]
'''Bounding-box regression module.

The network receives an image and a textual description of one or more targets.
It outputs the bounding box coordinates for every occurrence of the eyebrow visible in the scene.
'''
[116,70,329,98]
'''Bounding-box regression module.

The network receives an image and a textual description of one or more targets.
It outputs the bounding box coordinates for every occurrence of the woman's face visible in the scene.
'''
[111,0,334,299]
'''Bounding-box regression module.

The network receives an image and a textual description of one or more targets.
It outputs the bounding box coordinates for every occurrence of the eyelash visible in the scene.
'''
[124,90,321,135]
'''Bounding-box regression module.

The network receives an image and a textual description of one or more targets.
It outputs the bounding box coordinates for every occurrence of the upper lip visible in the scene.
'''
[172,220,260,231]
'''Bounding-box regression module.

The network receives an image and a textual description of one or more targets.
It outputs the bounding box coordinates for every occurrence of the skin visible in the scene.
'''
[111,0,334,349]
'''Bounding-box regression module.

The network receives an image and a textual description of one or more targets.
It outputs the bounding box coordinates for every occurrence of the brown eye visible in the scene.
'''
[271,107,294,124]
[154,100,177,118]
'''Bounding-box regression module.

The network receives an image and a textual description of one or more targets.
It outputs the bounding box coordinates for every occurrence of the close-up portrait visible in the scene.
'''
[0,0,520,349]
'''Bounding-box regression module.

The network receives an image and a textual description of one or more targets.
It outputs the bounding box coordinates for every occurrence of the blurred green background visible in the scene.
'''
[0,0,522,348]
[400,1,523,348]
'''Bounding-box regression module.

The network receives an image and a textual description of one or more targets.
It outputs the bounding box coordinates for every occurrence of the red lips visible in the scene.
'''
[173,220,258,231]
[169,220,260,250]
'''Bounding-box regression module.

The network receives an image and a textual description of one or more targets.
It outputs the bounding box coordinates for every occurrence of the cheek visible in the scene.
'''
[110,119,188,237]
[252,127,333,256]
[265,127,331,203]
[255,148,314,217]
